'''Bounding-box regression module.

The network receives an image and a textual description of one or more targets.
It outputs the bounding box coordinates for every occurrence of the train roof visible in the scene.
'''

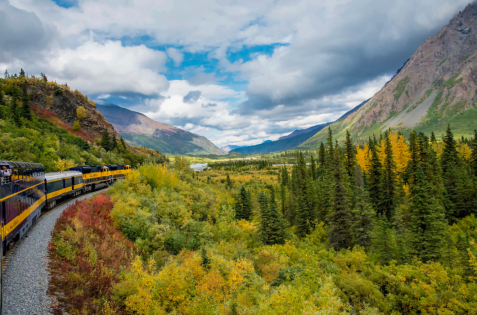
[45,171,83,181]
[0,160,44,171]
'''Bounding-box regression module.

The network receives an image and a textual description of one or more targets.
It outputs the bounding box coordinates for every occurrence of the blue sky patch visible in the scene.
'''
[51,0,78,8]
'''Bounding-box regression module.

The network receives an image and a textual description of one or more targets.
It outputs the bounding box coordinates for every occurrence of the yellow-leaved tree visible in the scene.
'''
[54,158,76,171]
[76,106,87,119]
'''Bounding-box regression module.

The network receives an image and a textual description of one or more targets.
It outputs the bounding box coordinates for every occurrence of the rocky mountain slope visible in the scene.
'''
[23,80,118,143]
[96,101,226,155]
[230,122,330,154]
[298,3,477,149]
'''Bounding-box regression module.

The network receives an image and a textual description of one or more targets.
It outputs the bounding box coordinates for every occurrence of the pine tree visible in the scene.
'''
[471,130,477,177]
[328,149,352,250]
[430,131,437,143]
[295,152,314,235]
[371,215,394,264]
[226,174,233,189]
[21,81,32,120]
[345,130,356,179]
[351,165,374,248]
[111,133,118,150]
[441,125,458,174]
[310,155,317,180]
[235,186,252,220]
[120,137,127,151]
[101,128,111,151]
[260,189,285,245]
[382,131,396,219]
[319,142,326,166]
[406,131,419,185]
[10,97,21,126]
[0,84,4,106]
[409,167,445,262]
[368,136,383,214]
[19,68,25,78]
[326,127,334,158]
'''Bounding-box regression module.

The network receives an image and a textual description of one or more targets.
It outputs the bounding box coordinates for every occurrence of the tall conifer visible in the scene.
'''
[368,136,383,213]
[328,148,352,250]
[471,130,477,177]
[409,167,445,262]
[345,130,356,179]
[21,81,32,120]
[382,131,396,219]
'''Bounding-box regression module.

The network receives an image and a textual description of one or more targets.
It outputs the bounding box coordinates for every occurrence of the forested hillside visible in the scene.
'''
[49,126,477,314]
[0,70,166,170]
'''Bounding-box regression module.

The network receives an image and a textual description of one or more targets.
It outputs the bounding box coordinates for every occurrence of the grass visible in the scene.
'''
[438,59,447,67]
[394,76,411,100]
[444,72,463,90]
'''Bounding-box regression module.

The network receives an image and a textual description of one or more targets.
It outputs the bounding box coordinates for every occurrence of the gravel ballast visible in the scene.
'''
[2,191,103,315]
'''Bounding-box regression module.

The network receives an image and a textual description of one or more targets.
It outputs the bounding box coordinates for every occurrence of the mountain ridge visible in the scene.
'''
[96,102,226,155]
[297,3,477,149]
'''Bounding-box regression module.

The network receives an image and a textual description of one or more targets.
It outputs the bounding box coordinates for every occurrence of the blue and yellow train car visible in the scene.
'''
[0,161,45,254]
[44,171,84,210]
[69,165,111,191]
[105,164,131,181]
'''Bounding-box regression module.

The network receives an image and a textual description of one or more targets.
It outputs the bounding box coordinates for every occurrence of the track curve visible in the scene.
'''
[2,190,105,315]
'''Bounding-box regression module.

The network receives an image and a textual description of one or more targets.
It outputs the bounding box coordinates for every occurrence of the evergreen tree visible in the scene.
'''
[318,142,326,166]
[409,167,445,262]
[368,136,383,214]
[471,130,477,177]
[226,174,233,189]
[235,186,252,220]
[260,189,285,245]
[21,80,32,120]
[295,152,314,235]
[0,84,4,106]
[310,155,317,180]
[101,128,111,151]
[10,97,21,126]
[371,215,394,264]
[382,131,396,219]
[326,127,334,157]
[19,68,25,78]
[430,131,437,143]
[120,137,127,151]
[328,149,352,250]
[441,125,458,173]
[201,248,210,270]
[345,130,356,179]
[111,133,118,150]
[351,165,374,248]
[406,131,419,185]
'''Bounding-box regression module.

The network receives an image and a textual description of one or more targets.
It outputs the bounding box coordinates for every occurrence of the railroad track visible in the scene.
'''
[1,189,107,315]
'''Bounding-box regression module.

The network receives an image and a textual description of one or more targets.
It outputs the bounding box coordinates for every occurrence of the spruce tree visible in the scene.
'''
[235,186,252,220]
[318,142,326,166]
[328,148,352,250]
[260,189,285,245]
[19,68,25,78]
[430,131,437,143]
[326,127,334,157]
[101,128,111,150]
[10,98,21,126]
[351,165,374,248]
[345,130,356,179]
[0,84,4,106]
[441,125,458,174]
[371,215,394,264]
[111,133,118,150]
[382,131,396,219]
[406,131,419,185]
[368,136,383,214]
[471,130,477,177]
[310,155,317,180]
[226,174,233,189]
[409,167,445,262]
[21,81,32,120]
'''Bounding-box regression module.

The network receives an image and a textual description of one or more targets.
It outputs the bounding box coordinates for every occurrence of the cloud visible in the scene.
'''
[0,0,55,64]
[183,90,201,103]
[166,47,184,66]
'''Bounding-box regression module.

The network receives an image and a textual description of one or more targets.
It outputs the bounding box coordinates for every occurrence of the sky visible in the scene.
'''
[0,0,470,148]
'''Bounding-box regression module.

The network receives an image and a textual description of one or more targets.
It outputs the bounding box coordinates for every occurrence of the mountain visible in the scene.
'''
[27,82,118,143]
[298,3,477,149]
[221,145,243,152]
[230,122,331,154]
[279,123,335,141]
[96,101,226,155]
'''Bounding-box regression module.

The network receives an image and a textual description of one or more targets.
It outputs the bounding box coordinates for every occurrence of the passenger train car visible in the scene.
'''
[0,162,131,255]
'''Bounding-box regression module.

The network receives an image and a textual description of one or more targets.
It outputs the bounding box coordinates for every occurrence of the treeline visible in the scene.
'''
[240,126,477,265]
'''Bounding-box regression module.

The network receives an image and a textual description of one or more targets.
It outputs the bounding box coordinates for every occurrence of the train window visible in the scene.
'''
[47,180,64,193]
[74,176,82,185]
[65,178,72,188]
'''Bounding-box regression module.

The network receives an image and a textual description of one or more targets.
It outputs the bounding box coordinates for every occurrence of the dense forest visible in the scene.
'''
[48,126,477,314]
[0,70,166,170]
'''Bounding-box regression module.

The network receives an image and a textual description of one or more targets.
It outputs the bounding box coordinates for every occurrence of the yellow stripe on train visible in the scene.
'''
[3,194,46,238]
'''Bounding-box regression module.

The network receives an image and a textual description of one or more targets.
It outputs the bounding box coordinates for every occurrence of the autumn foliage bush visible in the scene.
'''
[48,195,134,315]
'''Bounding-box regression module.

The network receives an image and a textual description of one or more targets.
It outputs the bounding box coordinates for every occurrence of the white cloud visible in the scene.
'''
[166,47,184,66]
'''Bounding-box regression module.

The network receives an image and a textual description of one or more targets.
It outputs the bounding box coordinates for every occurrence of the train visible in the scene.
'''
[0,161,131,256]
